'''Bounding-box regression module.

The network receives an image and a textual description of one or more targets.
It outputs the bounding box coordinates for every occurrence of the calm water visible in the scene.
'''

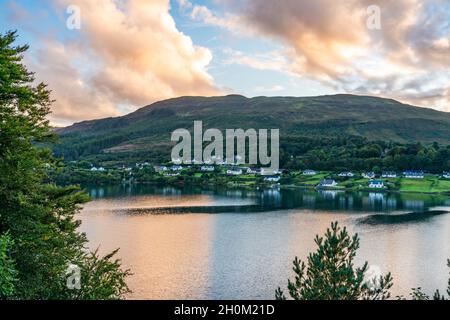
[79,185,450,299]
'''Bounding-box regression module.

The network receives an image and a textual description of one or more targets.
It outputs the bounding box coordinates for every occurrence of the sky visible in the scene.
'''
[1,0,450,126]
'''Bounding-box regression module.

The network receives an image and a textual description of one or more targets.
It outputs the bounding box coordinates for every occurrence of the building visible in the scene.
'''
[154,165,169,172]
[368,180,385,189]
[90,167,106,172]
[260,168,281,176]
[227,167,243,175]
[403,170,424,179]
[247,167,261,174]
[362,172,376,179]
[338,172,354,177]
[318,179,338,188]
[442,172,450,179]
[200,165,215,172]
[135,162,151,169]
[382,171,397,178]
[171,165,184,171]
[303,169,317,175]
[264,175,281,182]
[164,172,180,177]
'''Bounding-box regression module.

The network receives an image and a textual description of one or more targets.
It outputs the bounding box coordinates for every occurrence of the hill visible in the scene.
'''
[53,94,450,168]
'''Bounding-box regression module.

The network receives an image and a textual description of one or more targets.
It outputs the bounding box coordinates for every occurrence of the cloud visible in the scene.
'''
[16,0,222,124]
[177,0,248,36]
[6,1,31,22]
[254,85,285,93]
[205,0,450,111]
[29,40,119,126]
[222,49,291,73]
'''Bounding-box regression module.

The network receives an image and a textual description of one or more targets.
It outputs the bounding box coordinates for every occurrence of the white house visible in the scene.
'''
[442,172,450,179]
[227,167,243,175]
[90,167,106,172]
[382,171,397,178]
[247,167,261,174]
[318,179,338,188]
[338,172,354,177]
[362,172,376,179]
[154,165,169,172]
[135,162,151,169]
[200,165,215,172]
[264,175,281,182]
[164,172,180,177]
[261,168,280,176]
[303,169,317,175]
[368,180,385,189]
[403,170,424,179]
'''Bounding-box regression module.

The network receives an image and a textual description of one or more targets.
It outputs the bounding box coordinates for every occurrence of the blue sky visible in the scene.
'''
[1,0,449,125]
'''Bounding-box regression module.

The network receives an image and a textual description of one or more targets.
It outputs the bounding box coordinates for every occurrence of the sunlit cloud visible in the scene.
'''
[185,0,450,111]
[222,49,291,73]
[3,0,450,126]
[9,0,222,125]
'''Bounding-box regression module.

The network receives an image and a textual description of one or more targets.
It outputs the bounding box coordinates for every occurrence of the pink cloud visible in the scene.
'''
[26,0,222,124]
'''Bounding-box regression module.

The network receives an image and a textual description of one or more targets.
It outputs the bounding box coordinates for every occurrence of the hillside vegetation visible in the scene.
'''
[53,95,450,171]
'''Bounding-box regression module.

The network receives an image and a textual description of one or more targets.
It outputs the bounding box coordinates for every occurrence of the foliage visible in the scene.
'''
[282,138,450,173]
[275,222,393,300]
[0,233,17,299]
[0,30,130,299]
[51,94,450,173]
[58,249,131,300]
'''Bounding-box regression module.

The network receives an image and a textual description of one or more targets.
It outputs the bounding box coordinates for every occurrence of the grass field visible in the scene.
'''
[399,176,450,193]
[287,172,450,194]
[291,173,327,186]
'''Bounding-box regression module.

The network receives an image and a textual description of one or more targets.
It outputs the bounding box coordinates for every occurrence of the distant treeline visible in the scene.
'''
[280,135,450,173]
[53,134,450,173]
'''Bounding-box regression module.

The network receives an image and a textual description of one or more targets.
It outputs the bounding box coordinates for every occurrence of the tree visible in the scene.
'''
[0,233,17,299]
[0,30,130,299]
[276,222,393,300]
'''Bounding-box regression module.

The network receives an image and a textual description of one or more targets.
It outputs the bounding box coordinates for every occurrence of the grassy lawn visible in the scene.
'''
[158,170,450,194]
[237,175,259,180]
[340,178,367,187]
[292,173,327,185]
[288,173,450,193]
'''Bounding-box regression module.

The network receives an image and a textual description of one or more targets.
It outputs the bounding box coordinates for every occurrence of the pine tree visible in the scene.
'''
[0,30,130,299]
[0,233,17,298]
[276,222,393,300]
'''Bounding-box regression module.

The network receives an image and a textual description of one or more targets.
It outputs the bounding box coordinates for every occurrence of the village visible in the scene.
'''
[82,160,450,194]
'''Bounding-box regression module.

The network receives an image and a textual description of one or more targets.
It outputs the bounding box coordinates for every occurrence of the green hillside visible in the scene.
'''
[53,94,450,170]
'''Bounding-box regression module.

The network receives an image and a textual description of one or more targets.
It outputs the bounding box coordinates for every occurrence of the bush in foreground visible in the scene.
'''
[277,221,450,300]
[276,222,393,300]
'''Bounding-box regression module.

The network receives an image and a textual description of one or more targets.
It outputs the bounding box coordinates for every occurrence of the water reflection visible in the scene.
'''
[79,184,450,299]
[84,184,449,214]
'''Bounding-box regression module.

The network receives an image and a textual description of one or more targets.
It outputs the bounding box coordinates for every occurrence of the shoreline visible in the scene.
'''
[73,179,450,196]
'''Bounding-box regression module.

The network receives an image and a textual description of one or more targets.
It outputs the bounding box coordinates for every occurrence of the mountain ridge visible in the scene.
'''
[57,93,448,134]
[53,94,450,163]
